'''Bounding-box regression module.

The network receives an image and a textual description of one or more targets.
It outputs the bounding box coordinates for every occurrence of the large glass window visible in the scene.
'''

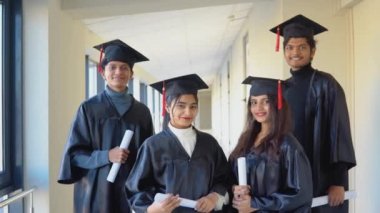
[0,3,3,173]
[0,0,23,196]
[85,55,102,99]
[139,82,147,105]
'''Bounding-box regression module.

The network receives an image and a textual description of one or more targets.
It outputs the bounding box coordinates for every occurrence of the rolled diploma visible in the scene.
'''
[311,190,357,207]
[106,130,134,183]
[237,157,247,185]
[154,193,197,209]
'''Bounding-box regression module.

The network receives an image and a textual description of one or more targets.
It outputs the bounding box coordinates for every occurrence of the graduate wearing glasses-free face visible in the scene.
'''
[101,61,133,92]
[250,94,271,125]
[166,94,198,129]
[284,37,316,71]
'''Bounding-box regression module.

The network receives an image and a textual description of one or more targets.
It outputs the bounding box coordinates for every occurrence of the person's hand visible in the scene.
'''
[147,194,180,213]
[108,147,129,163]
[232,193,256,213]
[195,192,219,213]
[232,185,250,199]
[327,185,345,206]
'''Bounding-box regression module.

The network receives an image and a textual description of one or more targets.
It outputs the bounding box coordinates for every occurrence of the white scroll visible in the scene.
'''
[154,193,197,209]
[311,190,357,208]
[237,157,247,185]
[106,130,134,183]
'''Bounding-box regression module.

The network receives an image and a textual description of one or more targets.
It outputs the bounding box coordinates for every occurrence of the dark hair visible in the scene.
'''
[229,95,292,161]
[162,93,198,130]
[283,35,317,50]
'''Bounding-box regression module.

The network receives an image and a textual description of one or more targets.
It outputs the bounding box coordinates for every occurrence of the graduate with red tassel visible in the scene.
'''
[227,76,313,212]
[269,14,356,213]
[127,74,231,213]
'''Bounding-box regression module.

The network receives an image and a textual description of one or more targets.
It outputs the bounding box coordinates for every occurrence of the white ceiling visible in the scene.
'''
[70,1,254,85]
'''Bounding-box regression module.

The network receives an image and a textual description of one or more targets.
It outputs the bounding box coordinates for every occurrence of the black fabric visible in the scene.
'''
[242,76,288,97]
[285,66,356,213]
[286,64,314,160]
[150,74,208,96]
[94,39,149,69]
[126,128,230,213]
[269,14,327,39]
[57,91,154,213]
[228,134,312,213]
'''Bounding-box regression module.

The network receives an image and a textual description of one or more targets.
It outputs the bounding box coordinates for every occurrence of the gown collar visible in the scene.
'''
[290,63,313,80]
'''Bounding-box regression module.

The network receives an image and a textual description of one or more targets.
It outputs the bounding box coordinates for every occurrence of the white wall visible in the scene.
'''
[352,0,380,212]
[23,0,50,212]
[23,0,89,211]
[48,0,88,212]
[212,0,284,156]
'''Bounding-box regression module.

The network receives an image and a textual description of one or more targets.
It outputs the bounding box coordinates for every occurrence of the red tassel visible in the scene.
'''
[275,26,280,52]
[277,80,283,110]
[97,47,104,73]
[161,82,166,117]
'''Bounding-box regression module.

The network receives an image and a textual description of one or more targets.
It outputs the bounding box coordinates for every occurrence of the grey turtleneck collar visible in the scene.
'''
[105,85,133,116]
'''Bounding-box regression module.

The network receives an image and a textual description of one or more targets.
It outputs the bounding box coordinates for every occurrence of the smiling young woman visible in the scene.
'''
[127,74,231,213]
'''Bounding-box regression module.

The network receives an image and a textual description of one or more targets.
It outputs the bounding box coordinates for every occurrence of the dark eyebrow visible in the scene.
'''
[176,101,197,105]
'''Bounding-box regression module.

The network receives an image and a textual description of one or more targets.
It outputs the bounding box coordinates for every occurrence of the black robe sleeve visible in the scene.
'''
[325,77,356,187]
[327,77,356,169]
[57,103,106,184]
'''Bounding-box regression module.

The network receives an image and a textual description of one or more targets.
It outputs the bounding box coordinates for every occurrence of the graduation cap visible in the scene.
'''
[94,39,149,72]
[269,14,328,51]
[150,74,208,116]
[242,76,288,110]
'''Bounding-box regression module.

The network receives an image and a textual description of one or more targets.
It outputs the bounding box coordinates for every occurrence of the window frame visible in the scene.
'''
[0,0,23,196]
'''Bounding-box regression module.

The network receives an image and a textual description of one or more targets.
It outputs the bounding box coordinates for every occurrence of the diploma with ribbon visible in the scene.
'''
[107,129,134,183]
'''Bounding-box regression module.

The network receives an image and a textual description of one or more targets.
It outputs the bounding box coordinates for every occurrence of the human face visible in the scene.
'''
[167,94,198,129]
[250,95,271,124]
[284,38,315,71]
[102,61,132,92]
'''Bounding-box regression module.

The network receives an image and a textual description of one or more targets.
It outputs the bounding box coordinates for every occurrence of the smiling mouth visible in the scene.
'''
[290,57,302,61]
[181,117,192,120]
[255,112,266,117]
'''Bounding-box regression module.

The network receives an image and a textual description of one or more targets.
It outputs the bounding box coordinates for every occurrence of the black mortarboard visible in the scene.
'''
[242,76,288,110]
[150,74,208,116]
[269,14,328,51]
[150,74,208,96]
[94,39,148,72]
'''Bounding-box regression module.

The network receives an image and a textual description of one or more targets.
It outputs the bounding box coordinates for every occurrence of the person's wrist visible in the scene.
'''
[207,192,218,203]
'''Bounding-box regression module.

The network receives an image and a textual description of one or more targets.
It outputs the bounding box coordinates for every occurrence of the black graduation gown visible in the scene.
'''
[126,128,230,213]
[285,66,356,213]
[229,134,313,213]
[57,91,154,213]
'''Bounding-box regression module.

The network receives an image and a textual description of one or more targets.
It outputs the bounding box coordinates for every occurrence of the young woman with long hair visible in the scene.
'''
[228,76,313,213]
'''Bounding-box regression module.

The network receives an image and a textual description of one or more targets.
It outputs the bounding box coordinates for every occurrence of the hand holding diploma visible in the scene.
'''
[234,157,251,202]
[107,130,134,183]
[311,190,357,208]
[154,193,196,209]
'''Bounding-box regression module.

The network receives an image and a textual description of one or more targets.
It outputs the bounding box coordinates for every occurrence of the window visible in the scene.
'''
[0,0,23,196]
[85,55,103,99]
[139,82,147,105]
[0,2,3,173]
